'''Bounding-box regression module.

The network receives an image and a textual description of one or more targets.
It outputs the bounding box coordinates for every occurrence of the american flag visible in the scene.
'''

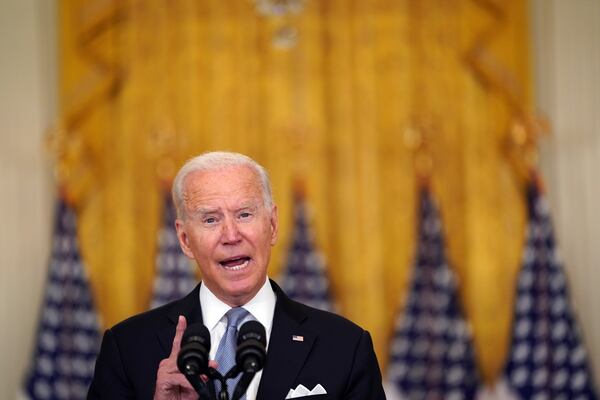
[504,183,598,399]
[278,194,335,312]
[23,199,102,400]
[150,191,197,309]
[387,188,480,400]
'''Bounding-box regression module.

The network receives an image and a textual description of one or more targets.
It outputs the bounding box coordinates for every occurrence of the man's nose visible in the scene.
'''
[221,218,242,244]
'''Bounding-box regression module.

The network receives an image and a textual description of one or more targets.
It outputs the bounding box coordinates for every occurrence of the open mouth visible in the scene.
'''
[219,256,251,271]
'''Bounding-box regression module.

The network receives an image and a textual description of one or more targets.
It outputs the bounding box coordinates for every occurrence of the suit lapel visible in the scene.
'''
[156,280,317,399]
[257,281,316,400]
[156,283,204,353]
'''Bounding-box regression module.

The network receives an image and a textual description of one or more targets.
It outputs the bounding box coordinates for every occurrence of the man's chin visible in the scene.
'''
[221,279,263,305]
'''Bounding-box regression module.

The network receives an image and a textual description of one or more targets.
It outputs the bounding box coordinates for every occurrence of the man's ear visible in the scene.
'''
[269,205,279,246]
[175,219,195,259]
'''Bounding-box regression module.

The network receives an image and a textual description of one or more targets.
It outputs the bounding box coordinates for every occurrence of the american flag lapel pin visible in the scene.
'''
[292,335,304,342]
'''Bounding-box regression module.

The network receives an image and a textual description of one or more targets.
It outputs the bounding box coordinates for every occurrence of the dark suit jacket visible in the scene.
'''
[88,280,386,399]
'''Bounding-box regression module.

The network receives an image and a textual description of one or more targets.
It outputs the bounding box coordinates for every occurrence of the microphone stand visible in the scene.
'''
[181,370,213,400]
[206,366,255,400]
[231,371,256,400]
[207,366,239,400]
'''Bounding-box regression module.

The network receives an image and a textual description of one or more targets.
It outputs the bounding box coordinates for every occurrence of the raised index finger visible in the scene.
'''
[169,315,187,359]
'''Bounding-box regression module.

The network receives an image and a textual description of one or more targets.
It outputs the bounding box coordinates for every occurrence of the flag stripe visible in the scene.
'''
[150,192,197,309]
[504,183,598,399]
[387,188,480,400]
[278,194,335,313]
[24,200,102,400]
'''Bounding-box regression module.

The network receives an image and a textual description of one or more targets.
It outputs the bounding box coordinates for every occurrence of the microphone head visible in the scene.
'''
[177,322,211,376]
[236,320,267,373]
[237,320,267,347]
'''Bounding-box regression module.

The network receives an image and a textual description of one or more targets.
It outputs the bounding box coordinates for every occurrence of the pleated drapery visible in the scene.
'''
[56,0,532,381]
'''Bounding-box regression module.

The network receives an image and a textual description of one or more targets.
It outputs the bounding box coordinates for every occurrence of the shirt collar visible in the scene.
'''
[199,277,276,332]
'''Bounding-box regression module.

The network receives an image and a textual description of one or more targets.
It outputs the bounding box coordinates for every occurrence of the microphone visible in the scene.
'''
[230,320,267,400]
[177,322,213,399]
[236,320,266,373]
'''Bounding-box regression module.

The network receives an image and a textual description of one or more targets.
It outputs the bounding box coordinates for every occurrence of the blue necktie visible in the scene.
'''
[215,307,250,399]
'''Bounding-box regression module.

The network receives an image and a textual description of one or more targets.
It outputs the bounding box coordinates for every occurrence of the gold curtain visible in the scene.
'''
[57,0,532,381]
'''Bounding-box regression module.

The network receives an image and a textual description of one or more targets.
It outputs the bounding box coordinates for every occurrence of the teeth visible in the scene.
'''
[225,259,249,271]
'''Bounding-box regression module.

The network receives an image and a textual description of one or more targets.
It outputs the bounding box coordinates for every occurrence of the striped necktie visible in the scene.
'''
[215,307,250,399]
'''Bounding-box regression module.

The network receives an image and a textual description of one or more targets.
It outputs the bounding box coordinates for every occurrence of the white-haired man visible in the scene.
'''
[88,151,386,399]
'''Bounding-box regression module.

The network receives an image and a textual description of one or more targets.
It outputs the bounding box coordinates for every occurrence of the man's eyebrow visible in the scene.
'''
[188,202,260,217]
[237,202,260,211]
[238,202,258,209]
[190,207,220,217]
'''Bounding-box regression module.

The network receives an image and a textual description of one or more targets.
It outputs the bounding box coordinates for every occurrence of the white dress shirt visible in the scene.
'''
[199,277,276,400]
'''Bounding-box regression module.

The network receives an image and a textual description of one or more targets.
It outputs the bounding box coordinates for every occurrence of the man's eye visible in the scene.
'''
[204,217,217,224]
[239,212,252,219]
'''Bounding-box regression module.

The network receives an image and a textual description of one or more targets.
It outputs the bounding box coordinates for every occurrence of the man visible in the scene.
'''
[88,151,386,399]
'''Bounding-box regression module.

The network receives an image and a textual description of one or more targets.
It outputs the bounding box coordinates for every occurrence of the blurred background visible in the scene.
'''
[1,0,598,399]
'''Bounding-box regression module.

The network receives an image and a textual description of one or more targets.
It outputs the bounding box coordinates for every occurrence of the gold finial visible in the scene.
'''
[146,118,179,186]
[404,119,434,186]
[506,112,551,185]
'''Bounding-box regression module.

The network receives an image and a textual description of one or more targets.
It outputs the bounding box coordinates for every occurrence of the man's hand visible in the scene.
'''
[153,315,199,400]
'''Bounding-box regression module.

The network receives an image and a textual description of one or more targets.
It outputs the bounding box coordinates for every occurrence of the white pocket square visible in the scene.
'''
[285,384,327,398]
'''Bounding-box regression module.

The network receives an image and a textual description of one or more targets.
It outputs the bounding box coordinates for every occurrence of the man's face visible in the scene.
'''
[175,165,278,306]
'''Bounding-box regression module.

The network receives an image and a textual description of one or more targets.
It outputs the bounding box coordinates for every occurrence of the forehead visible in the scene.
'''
[182,165,263,207]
